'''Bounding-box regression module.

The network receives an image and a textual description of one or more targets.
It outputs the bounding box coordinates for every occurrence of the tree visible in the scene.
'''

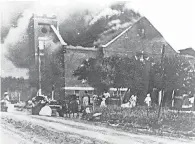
[150,55,195,106]
[120,54,152,104]
[73,58,107,93]
[73,54,151,104]
[1,76,30,101]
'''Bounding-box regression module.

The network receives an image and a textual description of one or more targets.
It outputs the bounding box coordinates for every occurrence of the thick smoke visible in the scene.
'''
[89,8,121,25]
[4,10,32,47]
[1,1,33,43]
[1,1,141,71]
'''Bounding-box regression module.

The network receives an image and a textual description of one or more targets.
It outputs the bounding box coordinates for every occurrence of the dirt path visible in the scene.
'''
[1,128,34,144]
[1,111,195,144]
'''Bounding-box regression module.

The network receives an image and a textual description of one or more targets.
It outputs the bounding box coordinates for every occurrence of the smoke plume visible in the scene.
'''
[1,0,141,77]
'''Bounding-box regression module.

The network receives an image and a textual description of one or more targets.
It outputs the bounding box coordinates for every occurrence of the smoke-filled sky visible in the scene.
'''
[0,0,194,78]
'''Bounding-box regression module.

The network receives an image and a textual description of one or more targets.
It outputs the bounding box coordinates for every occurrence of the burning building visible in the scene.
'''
[28,14,178,99]
[28,14,101,97]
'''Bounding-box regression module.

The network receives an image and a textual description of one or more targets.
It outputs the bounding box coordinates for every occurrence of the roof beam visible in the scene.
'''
[50,25,67,46]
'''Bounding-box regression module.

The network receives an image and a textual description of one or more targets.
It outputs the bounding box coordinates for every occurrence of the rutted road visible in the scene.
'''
[1,111,195,144]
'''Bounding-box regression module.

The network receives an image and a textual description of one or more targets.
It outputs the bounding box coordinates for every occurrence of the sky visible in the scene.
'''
[0,0,194,78]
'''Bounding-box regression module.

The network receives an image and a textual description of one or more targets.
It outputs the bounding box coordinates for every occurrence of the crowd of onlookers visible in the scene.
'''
[1,89,194,115]
[0,89,152,114]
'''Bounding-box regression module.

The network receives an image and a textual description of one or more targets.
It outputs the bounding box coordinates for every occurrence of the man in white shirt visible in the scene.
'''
[144,94,152,107]
[2,92,10,108]
[103,91,110,99]
[103,90,110,105]
[130,95,137,108]
[82,91,90,107]
[3,92,9,101]
[100,96,107,107]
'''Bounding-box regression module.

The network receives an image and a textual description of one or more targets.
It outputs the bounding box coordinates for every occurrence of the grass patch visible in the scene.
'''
[89,106,195,138]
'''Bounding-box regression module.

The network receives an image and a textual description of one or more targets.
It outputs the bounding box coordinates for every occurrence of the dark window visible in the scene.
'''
[121,91,125,95]
[41,27,48,34]
[88,90,93,95]
[75,90,80,94]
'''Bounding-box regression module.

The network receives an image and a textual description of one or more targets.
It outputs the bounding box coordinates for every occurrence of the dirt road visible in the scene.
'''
[1,111,195,144]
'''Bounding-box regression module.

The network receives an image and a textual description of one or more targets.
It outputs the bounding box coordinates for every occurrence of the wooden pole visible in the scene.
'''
[93,97,95,111]
[38,51,42,95]
[157,45,165,121]
[172,90,175,107]
[192,94,195,111]
[19,92,21,102]
[51,85,55,100]
[37,39,46,96]
[121,88,130,105]
[62,46,66,99]
[51,91,54,100]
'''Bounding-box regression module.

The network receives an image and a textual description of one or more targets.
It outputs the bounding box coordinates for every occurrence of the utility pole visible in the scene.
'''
[37,37,47,96]
[38,48,42,95]
[193,93,195,111]
[157,44,165,121]
[51,85,55,100]
[62,45,66,99]
[19,92,21,102]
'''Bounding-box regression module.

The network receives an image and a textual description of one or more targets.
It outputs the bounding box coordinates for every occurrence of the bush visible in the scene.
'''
[162,111,195,132]
[92,105,195,133]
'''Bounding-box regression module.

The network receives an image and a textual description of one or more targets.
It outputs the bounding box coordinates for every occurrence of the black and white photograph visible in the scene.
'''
[0,0,195,143]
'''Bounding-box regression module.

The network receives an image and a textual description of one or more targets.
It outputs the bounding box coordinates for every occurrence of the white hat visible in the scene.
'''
[4,92,8,95]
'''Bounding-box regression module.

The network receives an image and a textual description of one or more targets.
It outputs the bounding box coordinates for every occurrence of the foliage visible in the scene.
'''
[150,55,195,94]
[91,105,195,136]
[73,58,106,93]
[74,53,195,105]
[1,76,30,101]
[1,76,26,92]
[73,54,151,103]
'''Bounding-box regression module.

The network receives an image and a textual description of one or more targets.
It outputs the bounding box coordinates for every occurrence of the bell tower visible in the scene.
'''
[28,14,102,97]
[29,14,62,95]
[32,14,58,61]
